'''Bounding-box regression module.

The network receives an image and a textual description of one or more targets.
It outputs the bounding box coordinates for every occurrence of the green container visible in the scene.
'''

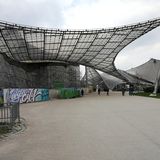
[59,88,80,99]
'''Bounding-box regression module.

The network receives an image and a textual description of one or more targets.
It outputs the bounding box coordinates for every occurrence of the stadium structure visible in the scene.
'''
[0,18,160,88]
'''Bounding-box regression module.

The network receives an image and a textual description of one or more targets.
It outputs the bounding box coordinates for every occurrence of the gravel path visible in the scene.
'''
[0,92,160,160]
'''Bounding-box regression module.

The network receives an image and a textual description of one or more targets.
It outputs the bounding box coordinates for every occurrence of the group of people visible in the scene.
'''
[97,84,134,96]
[81,84,134,97]
[97,87,109,96]
[121,84,135,96]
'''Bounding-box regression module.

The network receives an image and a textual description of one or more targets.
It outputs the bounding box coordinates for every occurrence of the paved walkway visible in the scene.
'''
[1,92,160,160]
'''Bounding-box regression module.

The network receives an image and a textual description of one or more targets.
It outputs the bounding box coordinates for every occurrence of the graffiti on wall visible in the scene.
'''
[4,88,49,104]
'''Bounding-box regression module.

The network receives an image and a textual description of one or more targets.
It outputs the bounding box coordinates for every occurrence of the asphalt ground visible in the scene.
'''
[0,91,160,160]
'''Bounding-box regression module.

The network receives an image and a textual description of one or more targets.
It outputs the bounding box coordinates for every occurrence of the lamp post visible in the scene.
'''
[151,59,160,95]
[153,69,160,95]
[85,66,88,88]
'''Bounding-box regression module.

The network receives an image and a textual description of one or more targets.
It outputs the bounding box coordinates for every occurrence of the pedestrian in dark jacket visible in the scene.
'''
[98,88,101,95]
[106,88,109,96]
[122,86,125,96]
[81,89,84,96]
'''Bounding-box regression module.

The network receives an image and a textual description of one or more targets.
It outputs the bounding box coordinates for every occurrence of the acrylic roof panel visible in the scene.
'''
[84,67,106,88]
[82,67,124,89]
[0,18,160,75]
[117,69,151,85]
[101,72,124,89]
[127,59,160,83]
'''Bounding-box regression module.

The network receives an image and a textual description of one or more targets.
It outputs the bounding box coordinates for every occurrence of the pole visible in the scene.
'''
[85,66,88,88]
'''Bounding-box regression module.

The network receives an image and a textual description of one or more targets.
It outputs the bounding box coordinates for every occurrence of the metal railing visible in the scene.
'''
[0,103,20,127]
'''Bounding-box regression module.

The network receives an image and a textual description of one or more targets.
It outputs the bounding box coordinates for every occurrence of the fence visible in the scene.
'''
[0,103,20,127]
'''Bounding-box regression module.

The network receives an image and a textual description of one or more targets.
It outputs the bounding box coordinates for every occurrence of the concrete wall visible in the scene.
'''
[0,54,80,88]
[49,89,60,99]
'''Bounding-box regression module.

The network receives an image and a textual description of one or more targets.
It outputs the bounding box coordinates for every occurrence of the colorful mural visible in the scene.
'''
[3,89,49,104]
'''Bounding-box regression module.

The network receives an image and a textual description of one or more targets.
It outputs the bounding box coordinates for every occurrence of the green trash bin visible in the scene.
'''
[58,88,81,99]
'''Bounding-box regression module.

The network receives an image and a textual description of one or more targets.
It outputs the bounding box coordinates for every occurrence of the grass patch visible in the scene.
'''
[0,123,12,136]
[0,126,11,135]
[134,92,160,99]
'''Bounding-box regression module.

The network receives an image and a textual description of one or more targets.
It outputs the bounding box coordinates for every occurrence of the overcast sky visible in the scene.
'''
[0,0,160,70]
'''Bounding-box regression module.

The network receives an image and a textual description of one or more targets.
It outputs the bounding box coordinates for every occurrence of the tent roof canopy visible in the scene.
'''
[127,58,160,83]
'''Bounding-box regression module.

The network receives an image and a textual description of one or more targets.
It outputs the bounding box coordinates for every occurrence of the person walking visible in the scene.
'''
[121,86,125,96]
[106,88,109,96]
[81,88,84,96]
[129,85,134,96]
[98,88,101,95]
[129,85,131,96]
